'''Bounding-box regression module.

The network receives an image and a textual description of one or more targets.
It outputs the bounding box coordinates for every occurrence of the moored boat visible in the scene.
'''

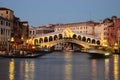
[0,50,46,58]
[0,54,43,58]
[87,49,112,58]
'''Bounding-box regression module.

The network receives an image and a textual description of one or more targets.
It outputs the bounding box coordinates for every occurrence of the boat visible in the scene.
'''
[87,49,112,58]
[0,50,46,58]
[0,54,43,58]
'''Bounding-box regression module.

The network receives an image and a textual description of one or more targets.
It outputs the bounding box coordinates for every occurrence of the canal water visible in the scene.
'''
[0,52,120,80]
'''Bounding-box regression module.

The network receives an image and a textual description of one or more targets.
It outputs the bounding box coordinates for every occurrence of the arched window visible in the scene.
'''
[87,38,91,43]
[39,38,43,43]
[44,37,48,42]
[1,28,3,35]
[59,34,63,39]
[78,35,81,40]
[97,40,100,45]
[34,39,38,45]
[49,36,53,41]
[92,39,96,44]
[54,35,58,40]
[73,34,77,39]
[82,37,86,42]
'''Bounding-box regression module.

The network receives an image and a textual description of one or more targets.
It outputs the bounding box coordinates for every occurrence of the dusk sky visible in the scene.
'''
[0,0,120,27]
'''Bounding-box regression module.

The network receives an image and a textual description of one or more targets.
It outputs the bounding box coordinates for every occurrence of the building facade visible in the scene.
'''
[0,7,14,31]
[0,8,14,50]
[0,7,14,21]
[28,16,120,50]
[0,16,11,50]
[53,21,100,50]
[0,7,29,51]
[54,21,98,35]
[29,25,54,38]
[29,20,113,50]
[94,20,112,46]
[108,16,120,47]
[20,21,29,44]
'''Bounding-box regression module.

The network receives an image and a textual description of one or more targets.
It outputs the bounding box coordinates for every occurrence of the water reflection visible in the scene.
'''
[64,54,72,80]
[9,59,15,80]
[9,59,35,80]
[113,55,119,80]
[105,59,110,80]
[91,59,97,80]
[91,55,120,80]
[23,60,35,80]
[1,52,120,80]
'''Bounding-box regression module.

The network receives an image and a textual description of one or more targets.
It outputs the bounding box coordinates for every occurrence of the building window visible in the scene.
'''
[1,28,3,35]
[29,31,32,34]
[33,31,35,35]
[6,21,8,26]
[9,23,10,26]
[6,11,8,14]
[1,20,3,25]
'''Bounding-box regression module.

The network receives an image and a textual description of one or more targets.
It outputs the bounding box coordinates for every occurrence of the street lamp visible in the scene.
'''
[7,37,14,52]
[114,42,119,53]
[10,37,14,51]
[26,40,28,44]
[11,37,14,42]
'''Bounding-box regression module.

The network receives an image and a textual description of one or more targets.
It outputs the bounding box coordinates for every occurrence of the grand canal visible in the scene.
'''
[0,52,120,80]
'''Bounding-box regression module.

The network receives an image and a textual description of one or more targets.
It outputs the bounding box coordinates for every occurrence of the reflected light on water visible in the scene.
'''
[64,54,72,80]
[91,59,97,80]
[114,55,119,80]
[24,60,35,80]
[25,61,29,79]
[105,59,110,80]
[9,59,15,80]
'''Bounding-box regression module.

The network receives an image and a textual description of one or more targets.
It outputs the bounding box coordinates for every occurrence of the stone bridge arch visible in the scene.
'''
[30,28,101,49]
[33,38,100,49]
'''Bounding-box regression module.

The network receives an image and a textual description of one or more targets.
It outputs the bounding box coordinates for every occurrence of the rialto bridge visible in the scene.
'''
[29,28,101,50]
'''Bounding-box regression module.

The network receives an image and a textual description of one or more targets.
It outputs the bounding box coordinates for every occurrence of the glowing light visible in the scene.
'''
[64,28,73,38]
[9,59,15,80]
[21,37,23,40]
[88,40,90,43]
[104,53,110,56]
[32,46,35,49]
[115,43,118,46]
[11,37,14,42]
[26,40,28,44]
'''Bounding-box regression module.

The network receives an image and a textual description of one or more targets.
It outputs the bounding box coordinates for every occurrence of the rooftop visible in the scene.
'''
[0,7,13,12]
